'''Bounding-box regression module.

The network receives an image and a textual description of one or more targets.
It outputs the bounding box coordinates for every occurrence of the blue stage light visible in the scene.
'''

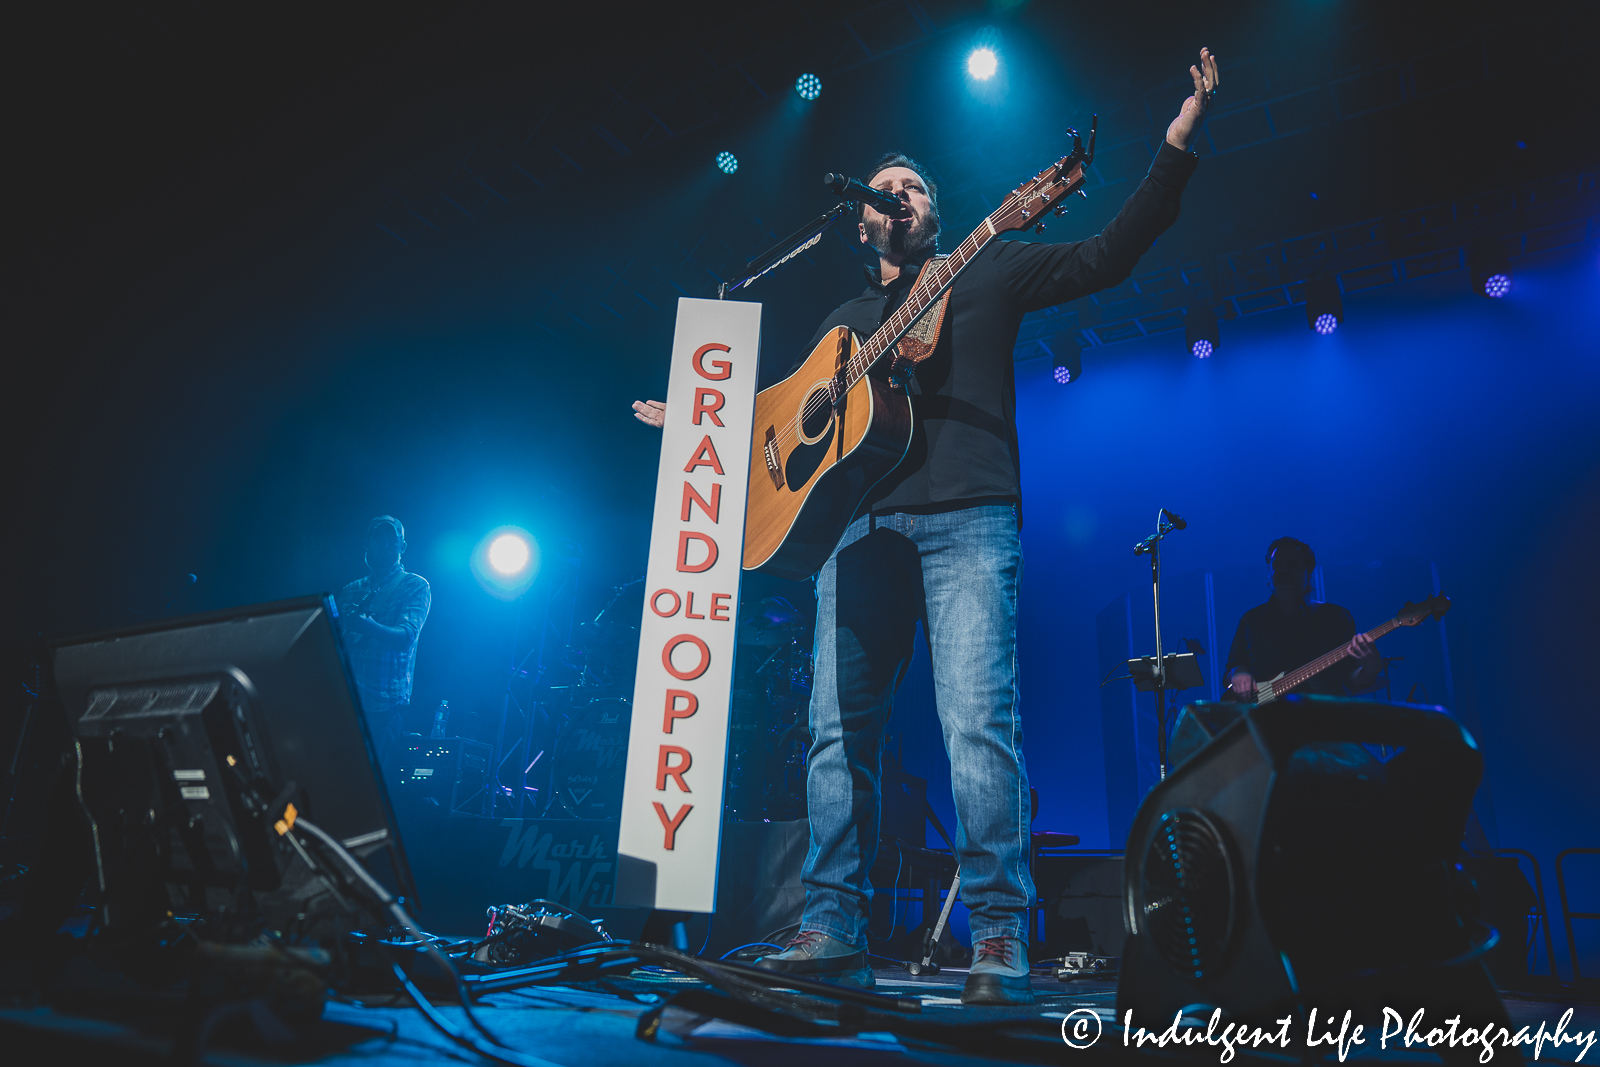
[489,533,530,576]
[967,48,998,80]
[1050,338,1082,384]
[472,526,539,600]
[716,151,738,175]
[1304,277,1344,334]
[1483,272,1511,298]
[795,73,821,100]
[1185,305,1219,358]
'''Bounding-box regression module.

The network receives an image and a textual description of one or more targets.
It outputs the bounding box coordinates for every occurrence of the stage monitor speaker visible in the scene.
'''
[1119,698,1509,1034]
[43,595,416,944]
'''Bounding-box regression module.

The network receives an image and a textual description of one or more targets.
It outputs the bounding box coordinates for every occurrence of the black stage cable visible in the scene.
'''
[718,942,784,961]
[389,962,568,1067]
[868,839,904,941]
[290,817,929,1053]
[292,825,917,1052]
[290,817,568,1067]
[459,940,922,1014]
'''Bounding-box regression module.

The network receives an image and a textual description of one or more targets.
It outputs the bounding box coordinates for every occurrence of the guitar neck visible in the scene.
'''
[835,152,1090,386]
[842,220,1001,386]
[1268,615,1405,699]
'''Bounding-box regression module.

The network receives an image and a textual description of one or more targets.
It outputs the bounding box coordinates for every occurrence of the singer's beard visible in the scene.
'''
[864,209,939,260]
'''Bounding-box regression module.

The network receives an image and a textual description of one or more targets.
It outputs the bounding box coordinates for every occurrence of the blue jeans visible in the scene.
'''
[800,504,1033,946]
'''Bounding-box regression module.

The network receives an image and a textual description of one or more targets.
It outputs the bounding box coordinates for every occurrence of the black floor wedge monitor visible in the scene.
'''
[49,595,415,941]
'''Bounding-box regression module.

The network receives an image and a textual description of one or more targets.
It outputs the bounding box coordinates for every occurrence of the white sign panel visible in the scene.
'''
[616,297,761,912]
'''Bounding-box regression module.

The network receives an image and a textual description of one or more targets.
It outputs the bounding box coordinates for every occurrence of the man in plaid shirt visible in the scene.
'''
[336,515,431,757]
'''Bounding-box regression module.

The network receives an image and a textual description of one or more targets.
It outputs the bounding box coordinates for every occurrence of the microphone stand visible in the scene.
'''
[1134,511,1184,778]
[717,203,852,299]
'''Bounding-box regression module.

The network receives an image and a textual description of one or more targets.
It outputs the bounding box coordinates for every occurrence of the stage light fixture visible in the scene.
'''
[1050,338,1083,385]
[1185,305,1219,359]
[967,47,998,80]
[716,151,738,175]
[795,73,821,100]
[1304,277,1343,334]
[489,533,531,576]
[472,526,539,600]
[1469,241,1512,298]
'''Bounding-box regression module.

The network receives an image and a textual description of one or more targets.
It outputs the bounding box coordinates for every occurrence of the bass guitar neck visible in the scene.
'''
[1253,593,1451,704]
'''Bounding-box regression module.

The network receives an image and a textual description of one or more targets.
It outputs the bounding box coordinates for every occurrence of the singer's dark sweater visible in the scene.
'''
[797,139,1198,517]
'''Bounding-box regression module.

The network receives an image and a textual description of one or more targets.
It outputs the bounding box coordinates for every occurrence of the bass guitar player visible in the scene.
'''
[1225,536,1387,701]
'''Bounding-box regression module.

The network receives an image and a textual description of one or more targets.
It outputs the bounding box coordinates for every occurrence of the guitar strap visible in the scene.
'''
[348,567,409,642]
[367,566,410,612]
[891,255,952,370]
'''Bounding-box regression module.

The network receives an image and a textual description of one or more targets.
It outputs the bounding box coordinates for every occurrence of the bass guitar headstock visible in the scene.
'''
[1397,593,1452,626]
[989,116,1098,236]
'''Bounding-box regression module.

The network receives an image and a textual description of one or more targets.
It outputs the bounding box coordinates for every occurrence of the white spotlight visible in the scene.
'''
[488,533,531,576]
[967,48,998,80]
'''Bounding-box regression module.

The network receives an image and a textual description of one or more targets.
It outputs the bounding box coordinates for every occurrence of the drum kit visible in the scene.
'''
[726,596,813,822]
[539,581,815,822]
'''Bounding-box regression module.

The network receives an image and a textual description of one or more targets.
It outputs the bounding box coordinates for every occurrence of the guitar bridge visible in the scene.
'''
[763,426,784,490]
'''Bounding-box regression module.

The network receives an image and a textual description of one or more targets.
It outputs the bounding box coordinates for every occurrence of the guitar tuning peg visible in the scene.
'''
[1034,221,1046,233]
[1078,187,1088,198]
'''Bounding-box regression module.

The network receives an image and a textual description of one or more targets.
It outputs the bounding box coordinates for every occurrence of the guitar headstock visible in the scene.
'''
[989,117,1097,236]
[1396,593,1452,626]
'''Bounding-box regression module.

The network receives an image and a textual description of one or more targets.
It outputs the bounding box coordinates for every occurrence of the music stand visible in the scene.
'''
[1127,653,1204,692]
[1127,653,1204,780]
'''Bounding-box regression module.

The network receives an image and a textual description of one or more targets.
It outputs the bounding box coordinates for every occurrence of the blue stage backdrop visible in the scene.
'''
[890,243,1598,962]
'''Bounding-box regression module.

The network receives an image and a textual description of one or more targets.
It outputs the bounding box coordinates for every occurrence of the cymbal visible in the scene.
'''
[575,578,645,651]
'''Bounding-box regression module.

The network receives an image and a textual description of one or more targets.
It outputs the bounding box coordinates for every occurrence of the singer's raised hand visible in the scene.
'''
[1166,47,1219,151]
[632,399,666,428]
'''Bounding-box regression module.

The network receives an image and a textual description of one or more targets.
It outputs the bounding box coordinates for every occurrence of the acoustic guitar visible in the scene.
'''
[742,127,1097,579]
[1252,594,1451,704]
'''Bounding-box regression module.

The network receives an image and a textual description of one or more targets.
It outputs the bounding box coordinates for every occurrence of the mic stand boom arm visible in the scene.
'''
[718,202,852,299]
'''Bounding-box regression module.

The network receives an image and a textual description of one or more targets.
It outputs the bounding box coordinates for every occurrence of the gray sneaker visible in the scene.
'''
[961,936,1033,1005]
[753,930,875,988]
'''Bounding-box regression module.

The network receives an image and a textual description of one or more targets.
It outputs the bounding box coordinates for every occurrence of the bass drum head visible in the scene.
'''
[551,697,631,820]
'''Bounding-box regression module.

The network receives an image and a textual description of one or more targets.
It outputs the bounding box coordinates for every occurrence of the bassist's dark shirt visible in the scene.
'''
[797,140,1198,515]
[1223,601,1358,698]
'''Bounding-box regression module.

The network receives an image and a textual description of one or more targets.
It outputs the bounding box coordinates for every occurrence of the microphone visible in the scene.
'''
[824,172,908,218]
[1162,508,1188,531]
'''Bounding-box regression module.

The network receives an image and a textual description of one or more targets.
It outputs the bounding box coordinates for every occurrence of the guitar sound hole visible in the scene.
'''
[797,386,834,445]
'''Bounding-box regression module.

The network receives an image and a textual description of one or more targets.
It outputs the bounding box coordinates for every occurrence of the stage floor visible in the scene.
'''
[2,966,1596,1065]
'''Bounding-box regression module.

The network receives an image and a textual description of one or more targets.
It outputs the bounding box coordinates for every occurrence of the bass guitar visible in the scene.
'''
[742,125,1097,580]
[1252,594,1451,704]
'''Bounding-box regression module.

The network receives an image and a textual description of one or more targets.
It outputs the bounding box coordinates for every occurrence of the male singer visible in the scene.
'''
[634,49,1220,1004]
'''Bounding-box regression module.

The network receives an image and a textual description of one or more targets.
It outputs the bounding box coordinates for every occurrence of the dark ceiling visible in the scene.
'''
[7,0,1596,646]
